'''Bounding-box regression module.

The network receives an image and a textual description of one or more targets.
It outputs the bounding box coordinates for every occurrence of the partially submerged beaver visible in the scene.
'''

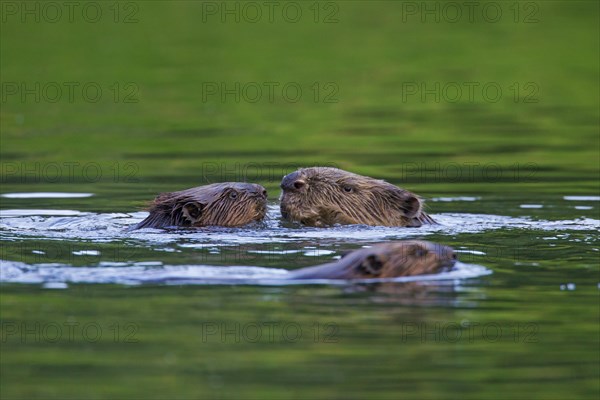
[133,182,267,229]
[288,240,456,280]
[279,167,435,227]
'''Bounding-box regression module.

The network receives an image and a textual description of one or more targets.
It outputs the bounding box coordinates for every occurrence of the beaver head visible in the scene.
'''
[134,182,267,229]
[287,240,457,280]
[279,167,434,227]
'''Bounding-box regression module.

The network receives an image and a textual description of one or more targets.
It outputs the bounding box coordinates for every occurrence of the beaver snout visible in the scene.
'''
[280,171,306,191]
[431,244,457,269]
[257,187,268,199]
[247,184,267,199]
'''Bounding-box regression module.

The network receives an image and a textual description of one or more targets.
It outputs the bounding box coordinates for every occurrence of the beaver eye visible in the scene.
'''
[293,181,305,190]
[343,185,353,193]
[414,248,427,257]
[229,191,238,199]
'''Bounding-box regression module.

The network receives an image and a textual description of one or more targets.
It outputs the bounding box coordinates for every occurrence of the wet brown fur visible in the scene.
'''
[280,167,435,227]
[287,240,456,280]
[134,182,267,229]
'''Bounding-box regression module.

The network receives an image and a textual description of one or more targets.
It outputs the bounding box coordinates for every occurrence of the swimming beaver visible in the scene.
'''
[279,167,435,227]
[288,240,456,280]
[133,182,267,229]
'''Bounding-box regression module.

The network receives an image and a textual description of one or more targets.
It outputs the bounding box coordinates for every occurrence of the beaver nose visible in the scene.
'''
[433,244,457,265]
[252,185,267,198]
[280,172,305,191]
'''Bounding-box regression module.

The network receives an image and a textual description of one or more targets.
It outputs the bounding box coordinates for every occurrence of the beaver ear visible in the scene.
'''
[357,254,384,276]
[182,202,204,222]
[400,195,422,218]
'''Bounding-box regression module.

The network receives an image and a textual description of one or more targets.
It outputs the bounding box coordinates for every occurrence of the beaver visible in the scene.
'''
[287,240,456,280]
[279,167,435,227]
[133,182,267,229]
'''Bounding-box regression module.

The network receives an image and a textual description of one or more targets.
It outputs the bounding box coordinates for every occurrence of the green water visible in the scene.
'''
[1,1,599,399]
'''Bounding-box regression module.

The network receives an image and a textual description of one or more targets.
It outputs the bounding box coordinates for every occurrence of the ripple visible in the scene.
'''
[1,192,94,199]
[0,209,86,217]
[520,204,543,209]
[432,196,481,202]
[564,196,600,201]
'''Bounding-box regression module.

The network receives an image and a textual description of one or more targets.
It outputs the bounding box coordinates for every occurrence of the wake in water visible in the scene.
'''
[0,205,598,245]
[0,259,491,287]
